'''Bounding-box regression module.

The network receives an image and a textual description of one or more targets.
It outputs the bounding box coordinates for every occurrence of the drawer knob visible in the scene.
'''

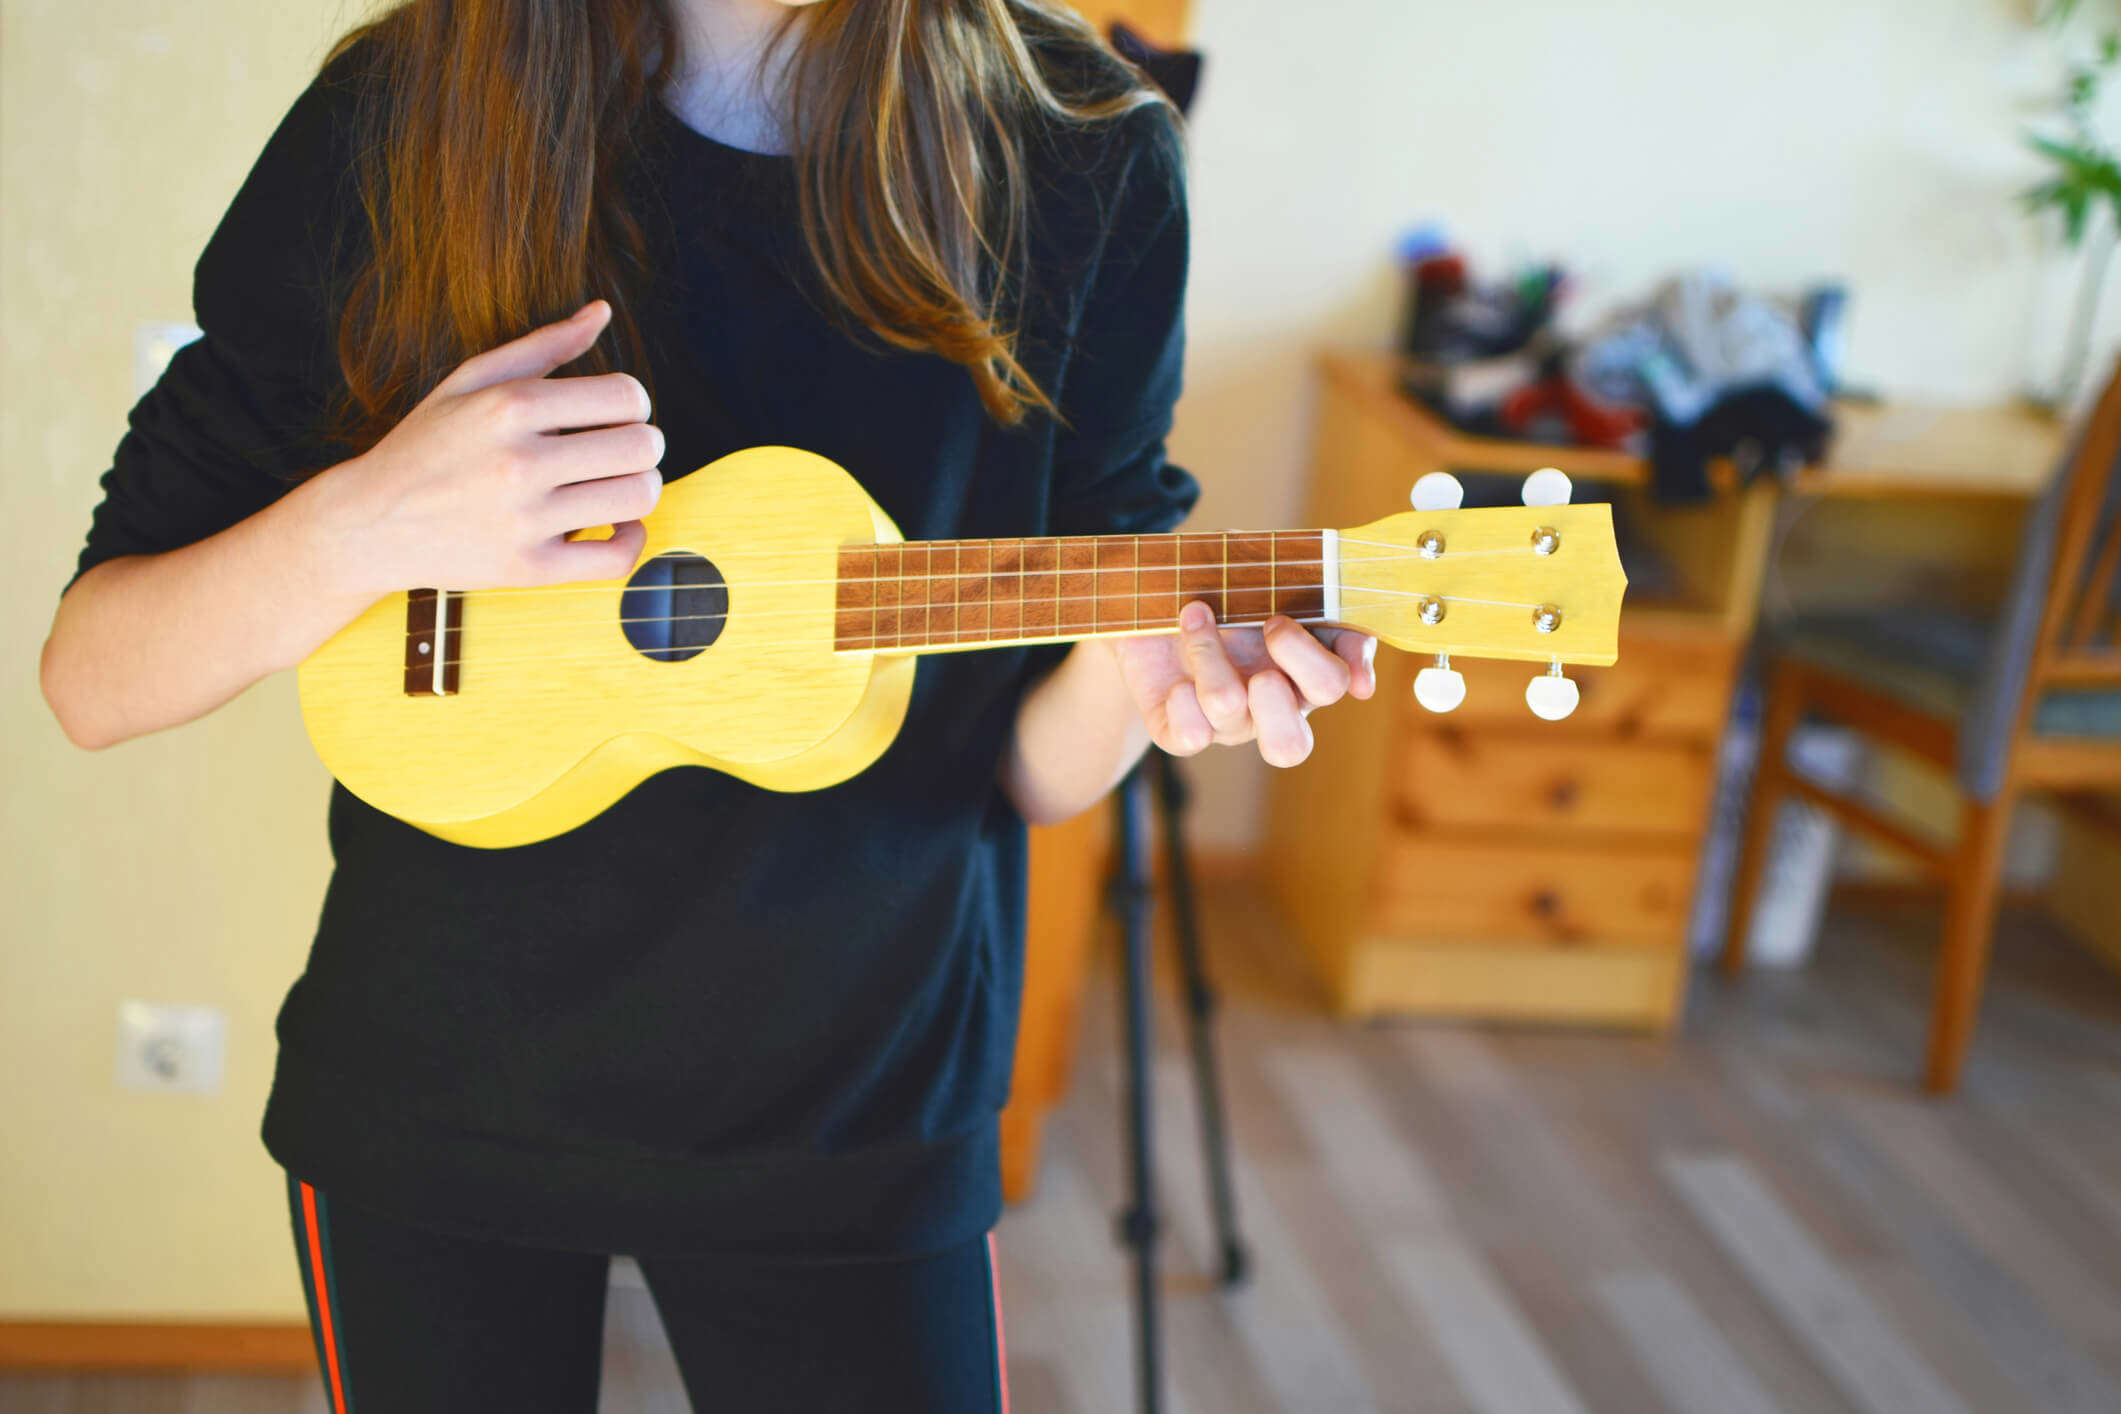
[1548,779,1581,810]
[1531,889,1563,919]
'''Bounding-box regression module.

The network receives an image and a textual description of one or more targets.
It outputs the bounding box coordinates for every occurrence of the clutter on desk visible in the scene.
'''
[1396,227,1849,502]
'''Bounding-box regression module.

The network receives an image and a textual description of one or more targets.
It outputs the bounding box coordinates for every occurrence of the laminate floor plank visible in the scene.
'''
[1262,1047,1556,1414]
[1518,1042,1864,1414]
[1145,1061,1380,1414]
[1831,1092,2121,1357]
[1593,1270,1788,1414]
[1768,1087,2121,1412]
[1662,1154,1972,1414]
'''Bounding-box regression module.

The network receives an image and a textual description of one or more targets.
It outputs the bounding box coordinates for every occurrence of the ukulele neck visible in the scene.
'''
[832,530,1340,654]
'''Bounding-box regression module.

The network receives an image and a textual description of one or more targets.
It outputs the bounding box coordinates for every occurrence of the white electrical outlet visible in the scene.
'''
[133,320,202,398]
[116,1001,226,1095]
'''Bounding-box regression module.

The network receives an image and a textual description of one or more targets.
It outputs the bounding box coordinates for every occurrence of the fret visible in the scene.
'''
[1022,539,1060,637]
[959,540,991,644]
[835,547,878,650]
[1138,533,1180,628]
[1091,537,1101,636]
[1178,533,1224,620]
[873,544,904,648]
[1132,534,1143,633]
[1059,539,1097,636]
[991,538,1025,641]
[1272,530,1327,622]
[912,543,939,647]
[928,541,958,646]
[1095,535,1138,632]
[1226,532,1276,622]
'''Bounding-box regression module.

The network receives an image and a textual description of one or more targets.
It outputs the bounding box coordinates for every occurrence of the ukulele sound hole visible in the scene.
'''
[621,551,727,662]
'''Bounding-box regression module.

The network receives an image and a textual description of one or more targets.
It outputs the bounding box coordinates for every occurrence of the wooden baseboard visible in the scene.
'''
[0,1321,315,1372]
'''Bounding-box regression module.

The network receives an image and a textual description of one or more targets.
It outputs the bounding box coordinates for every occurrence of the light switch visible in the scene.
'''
[116,1000,226,1095]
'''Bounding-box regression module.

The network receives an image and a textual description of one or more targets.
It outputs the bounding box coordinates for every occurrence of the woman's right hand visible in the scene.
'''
[322,299,663,596]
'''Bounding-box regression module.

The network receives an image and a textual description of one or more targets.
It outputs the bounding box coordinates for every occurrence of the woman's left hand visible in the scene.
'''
[1110,601,1377,767]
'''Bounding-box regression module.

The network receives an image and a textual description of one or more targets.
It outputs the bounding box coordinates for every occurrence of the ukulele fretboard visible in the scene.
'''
[833,531,1333,652]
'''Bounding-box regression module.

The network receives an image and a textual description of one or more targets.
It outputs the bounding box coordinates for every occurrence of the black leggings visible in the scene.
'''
[286,1176,1009,1413]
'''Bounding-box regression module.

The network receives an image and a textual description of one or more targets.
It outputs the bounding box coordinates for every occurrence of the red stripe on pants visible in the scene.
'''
[987,1232,1011,1414]
[301,1182,349,1414]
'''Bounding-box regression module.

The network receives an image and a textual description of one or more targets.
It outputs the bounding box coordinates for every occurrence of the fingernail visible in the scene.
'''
[576,300,604,321]
[1363,637,1378,669]
[1180,601,1212,631]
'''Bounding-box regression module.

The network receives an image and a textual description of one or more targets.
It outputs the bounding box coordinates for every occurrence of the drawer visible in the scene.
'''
[1414,631,1738,738]
[1398,730,1715,837]
[1372,833,1695,948]
[1343,940,1686,1030]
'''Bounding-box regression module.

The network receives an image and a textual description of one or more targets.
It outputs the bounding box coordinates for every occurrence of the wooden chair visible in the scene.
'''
[1721,359,2121,1093]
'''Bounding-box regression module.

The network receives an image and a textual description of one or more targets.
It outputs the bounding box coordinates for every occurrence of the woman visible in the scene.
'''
[39,0,1374,1407]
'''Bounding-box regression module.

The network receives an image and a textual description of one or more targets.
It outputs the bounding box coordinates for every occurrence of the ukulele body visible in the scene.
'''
[297,447,916,849]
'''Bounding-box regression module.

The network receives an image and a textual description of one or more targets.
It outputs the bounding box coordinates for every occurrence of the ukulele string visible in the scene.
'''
[390,582,1546,643]
[336,591,1546,676]
[439,540,1558,604]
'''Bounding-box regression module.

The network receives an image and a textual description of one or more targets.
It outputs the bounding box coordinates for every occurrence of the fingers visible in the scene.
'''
[441,300,612,396]
[494,371,653,434]
[1248,669,1313,767]
[1157,682,1214,756]
[544,469,663,535]
[536,422,665,485]
[533,518,646,583]
[1261,616,1353,707]
[1340,631,1379,699]
[1178,601,1250,741]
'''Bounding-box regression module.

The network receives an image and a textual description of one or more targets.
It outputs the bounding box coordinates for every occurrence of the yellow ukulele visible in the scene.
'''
[298,448,1627,848]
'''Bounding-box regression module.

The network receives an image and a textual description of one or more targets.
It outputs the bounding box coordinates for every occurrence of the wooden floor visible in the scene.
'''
[6,884,2121,1413]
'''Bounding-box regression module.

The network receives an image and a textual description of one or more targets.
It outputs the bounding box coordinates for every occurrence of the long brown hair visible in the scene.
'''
[326,0,1164,451]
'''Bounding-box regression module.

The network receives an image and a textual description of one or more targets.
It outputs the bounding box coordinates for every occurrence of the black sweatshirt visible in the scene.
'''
[69,46,1196,1259]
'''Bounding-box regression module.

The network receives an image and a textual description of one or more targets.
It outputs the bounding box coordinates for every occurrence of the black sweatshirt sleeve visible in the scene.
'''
[1046,103,1200,539]
[68,55,363,592]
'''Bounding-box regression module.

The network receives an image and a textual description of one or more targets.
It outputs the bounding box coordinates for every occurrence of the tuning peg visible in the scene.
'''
[1414,654,1466,713]
[1525,660,1579,721]
[1410,472,1464,512]
[1521,467,1573,507]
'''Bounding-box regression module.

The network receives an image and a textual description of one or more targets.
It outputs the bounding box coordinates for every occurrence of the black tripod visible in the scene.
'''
[1107,751,1249,1414]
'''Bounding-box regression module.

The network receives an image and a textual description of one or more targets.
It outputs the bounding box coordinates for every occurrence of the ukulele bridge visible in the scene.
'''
[403,588,461,696]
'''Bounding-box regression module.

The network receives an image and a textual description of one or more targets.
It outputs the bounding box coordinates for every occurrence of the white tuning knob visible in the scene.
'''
[1525,662,1580,721]
[1410,472,1464,512]
[1521,467,1573,507]
[1414,657,1467,713]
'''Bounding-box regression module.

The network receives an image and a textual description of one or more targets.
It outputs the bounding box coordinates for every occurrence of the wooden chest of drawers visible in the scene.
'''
[1265,355,1773,1028]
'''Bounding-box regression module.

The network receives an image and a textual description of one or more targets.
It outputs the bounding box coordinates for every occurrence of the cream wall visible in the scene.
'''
[2,0,368,1320]
[0,0,2103,1321]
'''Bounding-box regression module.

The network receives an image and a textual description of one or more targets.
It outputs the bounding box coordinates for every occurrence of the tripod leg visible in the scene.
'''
[1111,766,1163,1414]
[1153,752,1250,1288]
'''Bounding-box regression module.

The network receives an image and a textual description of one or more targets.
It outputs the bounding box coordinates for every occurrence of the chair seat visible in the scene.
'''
[1778,611,2121,739]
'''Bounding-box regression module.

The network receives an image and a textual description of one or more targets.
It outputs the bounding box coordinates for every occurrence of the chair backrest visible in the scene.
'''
[1958,359,2121,799]
[2031,361,2121,691]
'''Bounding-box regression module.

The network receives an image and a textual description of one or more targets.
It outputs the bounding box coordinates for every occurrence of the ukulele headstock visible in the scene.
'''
[1333,470,1627,720]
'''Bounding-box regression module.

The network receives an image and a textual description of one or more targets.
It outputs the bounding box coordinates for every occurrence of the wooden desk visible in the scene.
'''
[1330,353,2060,501]
[1798,400,2060,500]
[1267,353,2059,1028]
